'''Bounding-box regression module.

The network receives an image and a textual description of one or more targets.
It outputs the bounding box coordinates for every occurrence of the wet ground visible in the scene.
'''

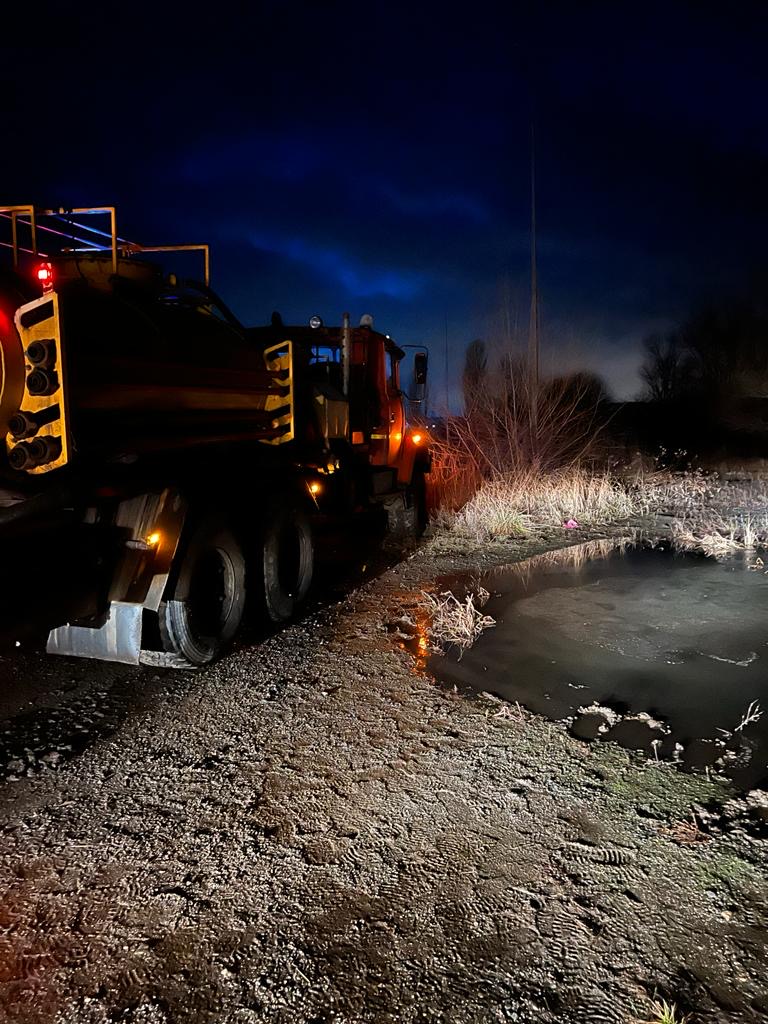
[0,525,765,1023]
[0,516,386,786]
[432,540,768,789]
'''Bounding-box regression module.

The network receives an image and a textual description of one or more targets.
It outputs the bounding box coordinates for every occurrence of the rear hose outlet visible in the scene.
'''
[8,442,35,471]
[7,404,59,440]
[25,338,56,368]
[8,434,61,470]
[26,368,58,397]
[8,412,37,440]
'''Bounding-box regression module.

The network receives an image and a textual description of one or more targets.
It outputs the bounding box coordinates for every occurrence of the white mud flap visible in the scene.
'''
[47,601,144,665]
[46,487,187,666]
[46,569,181,666]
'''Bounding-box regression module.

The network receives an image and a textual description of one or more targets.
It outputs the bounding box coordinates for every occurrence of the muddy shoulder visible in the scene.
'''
[0,528,765,1024]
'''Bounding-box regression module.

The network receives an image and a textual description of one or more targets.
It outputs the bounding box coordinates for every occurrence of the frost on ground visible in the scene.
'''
[0,536,766,1024]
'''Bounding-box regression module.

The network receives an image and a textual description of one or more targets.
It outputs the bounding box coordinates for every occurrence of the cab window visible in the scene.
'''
[385,349,400,394]
[310,344,340,365]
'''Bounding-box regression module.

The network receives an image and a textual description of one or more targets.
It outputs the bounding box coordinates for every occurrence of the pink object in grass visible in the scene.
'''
[563,518,579,529]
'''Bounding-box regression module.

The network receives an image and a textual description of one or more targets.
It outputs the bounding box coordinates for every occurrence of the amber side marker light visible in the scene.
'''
[411,432,424,445]
[146,532,161,547]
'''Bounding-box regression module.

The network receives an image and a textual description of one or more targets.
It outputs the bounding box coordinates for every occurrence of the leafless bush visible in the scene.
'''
[428,355,609,516]
[459,356,607,477]
[421,590,495,658]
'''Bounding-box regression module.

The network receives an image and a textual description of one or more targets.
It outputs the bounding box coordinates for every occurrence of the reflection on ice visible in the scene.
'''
[430,540,768,790]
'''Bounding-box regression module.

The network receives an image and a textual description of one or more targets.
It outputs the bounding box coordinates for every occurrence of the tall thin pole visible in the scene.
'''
[528,120,539,389]
[444,312,450,414]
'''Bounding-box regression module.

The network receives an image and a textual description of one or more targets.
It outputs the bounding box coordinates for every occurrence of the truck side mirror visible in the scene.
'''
[414,352,428,387]
[401,345,428,403]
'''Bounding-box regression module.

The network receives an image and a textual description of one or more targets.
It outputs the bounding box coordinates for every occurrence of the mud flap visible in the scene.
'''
[381,493,418,550]
[46,559,175,665]
[47,601,144,665]
[46,578,194,667]
[46,488,187,665]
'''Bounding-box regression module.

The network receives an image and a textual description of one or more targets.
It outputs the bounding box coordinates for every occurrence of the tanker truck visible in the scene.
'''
[0,205,430,667]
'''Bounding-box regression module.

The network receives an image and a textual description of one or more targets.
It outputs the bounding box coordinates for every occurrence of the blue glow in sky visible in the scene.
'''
[249,231,430,300]
[4,1,768,405]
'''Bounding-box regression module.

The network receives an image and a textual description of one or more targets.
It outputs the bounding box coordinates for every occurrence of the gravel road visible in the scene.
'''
[0,531,766,1024]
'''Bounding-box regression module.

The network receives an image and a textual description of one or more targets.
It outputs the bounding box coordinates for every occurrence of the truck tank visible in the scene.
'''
[1,254,294,478]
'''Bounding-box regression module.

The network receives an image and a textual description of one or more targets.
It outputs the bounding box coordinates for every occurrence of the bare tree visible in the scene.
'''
[640,295,768,401]
[639,332,687,401]
[462,339,488,418]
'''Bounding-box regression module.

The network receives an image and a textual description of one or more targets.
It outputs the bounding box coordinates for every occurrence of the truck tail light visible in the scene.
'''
[36,262,54,292]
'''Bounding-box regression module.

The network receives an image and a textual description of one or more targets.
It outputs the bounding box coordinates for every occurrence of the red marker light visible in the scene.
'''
[36,262,54,291]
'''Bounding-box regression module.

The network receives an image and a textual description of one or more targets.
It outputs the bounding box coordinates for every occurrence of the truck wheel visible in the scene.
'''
[261,505,313,623]
[410,466,428,536]
[159,524,246,665]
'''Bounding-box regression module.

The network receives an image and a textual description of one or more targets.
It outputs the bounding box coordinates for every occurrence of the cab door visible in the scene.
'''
[386,344,405,467]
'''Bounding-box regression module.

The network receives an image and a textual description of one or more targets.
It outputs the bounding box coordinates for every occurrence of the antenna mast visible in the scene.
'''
[528,121,540,389]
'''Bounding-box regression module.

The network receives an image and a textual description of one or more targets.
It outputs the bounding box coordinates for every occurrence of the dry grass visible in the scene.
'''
[635,472,768,556]
[636,998,693,1024]
[429,455,768,550]
[479,692,526,721]
[631,471,710,517]
[451,482,532,538]
[734,699,763,733]
[670,513,768,557]
[659,814,709,846]
[426,348,768,548]
[421,590,495,658]
[446,469,642,540]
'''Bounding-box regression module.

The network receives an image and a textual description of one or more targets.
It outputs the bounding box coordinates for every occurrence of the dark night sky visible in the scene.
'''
[3,2,768,405]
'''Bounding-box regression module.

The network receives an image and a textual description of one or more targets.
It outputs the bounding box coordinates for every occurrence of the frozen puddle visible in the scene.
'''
[431,540,768,789]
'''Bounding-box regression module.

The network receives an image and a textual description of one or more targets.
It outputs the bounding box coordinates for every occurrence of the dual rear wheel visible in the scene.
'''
[158,504,313,666]
[155,466,426,667]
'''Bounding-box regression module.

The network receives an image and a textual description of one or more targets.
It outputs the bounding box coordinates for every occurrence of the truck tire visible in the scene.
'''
[260,504,313,623]
[159,524,246,665]
[409,465,428,537]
